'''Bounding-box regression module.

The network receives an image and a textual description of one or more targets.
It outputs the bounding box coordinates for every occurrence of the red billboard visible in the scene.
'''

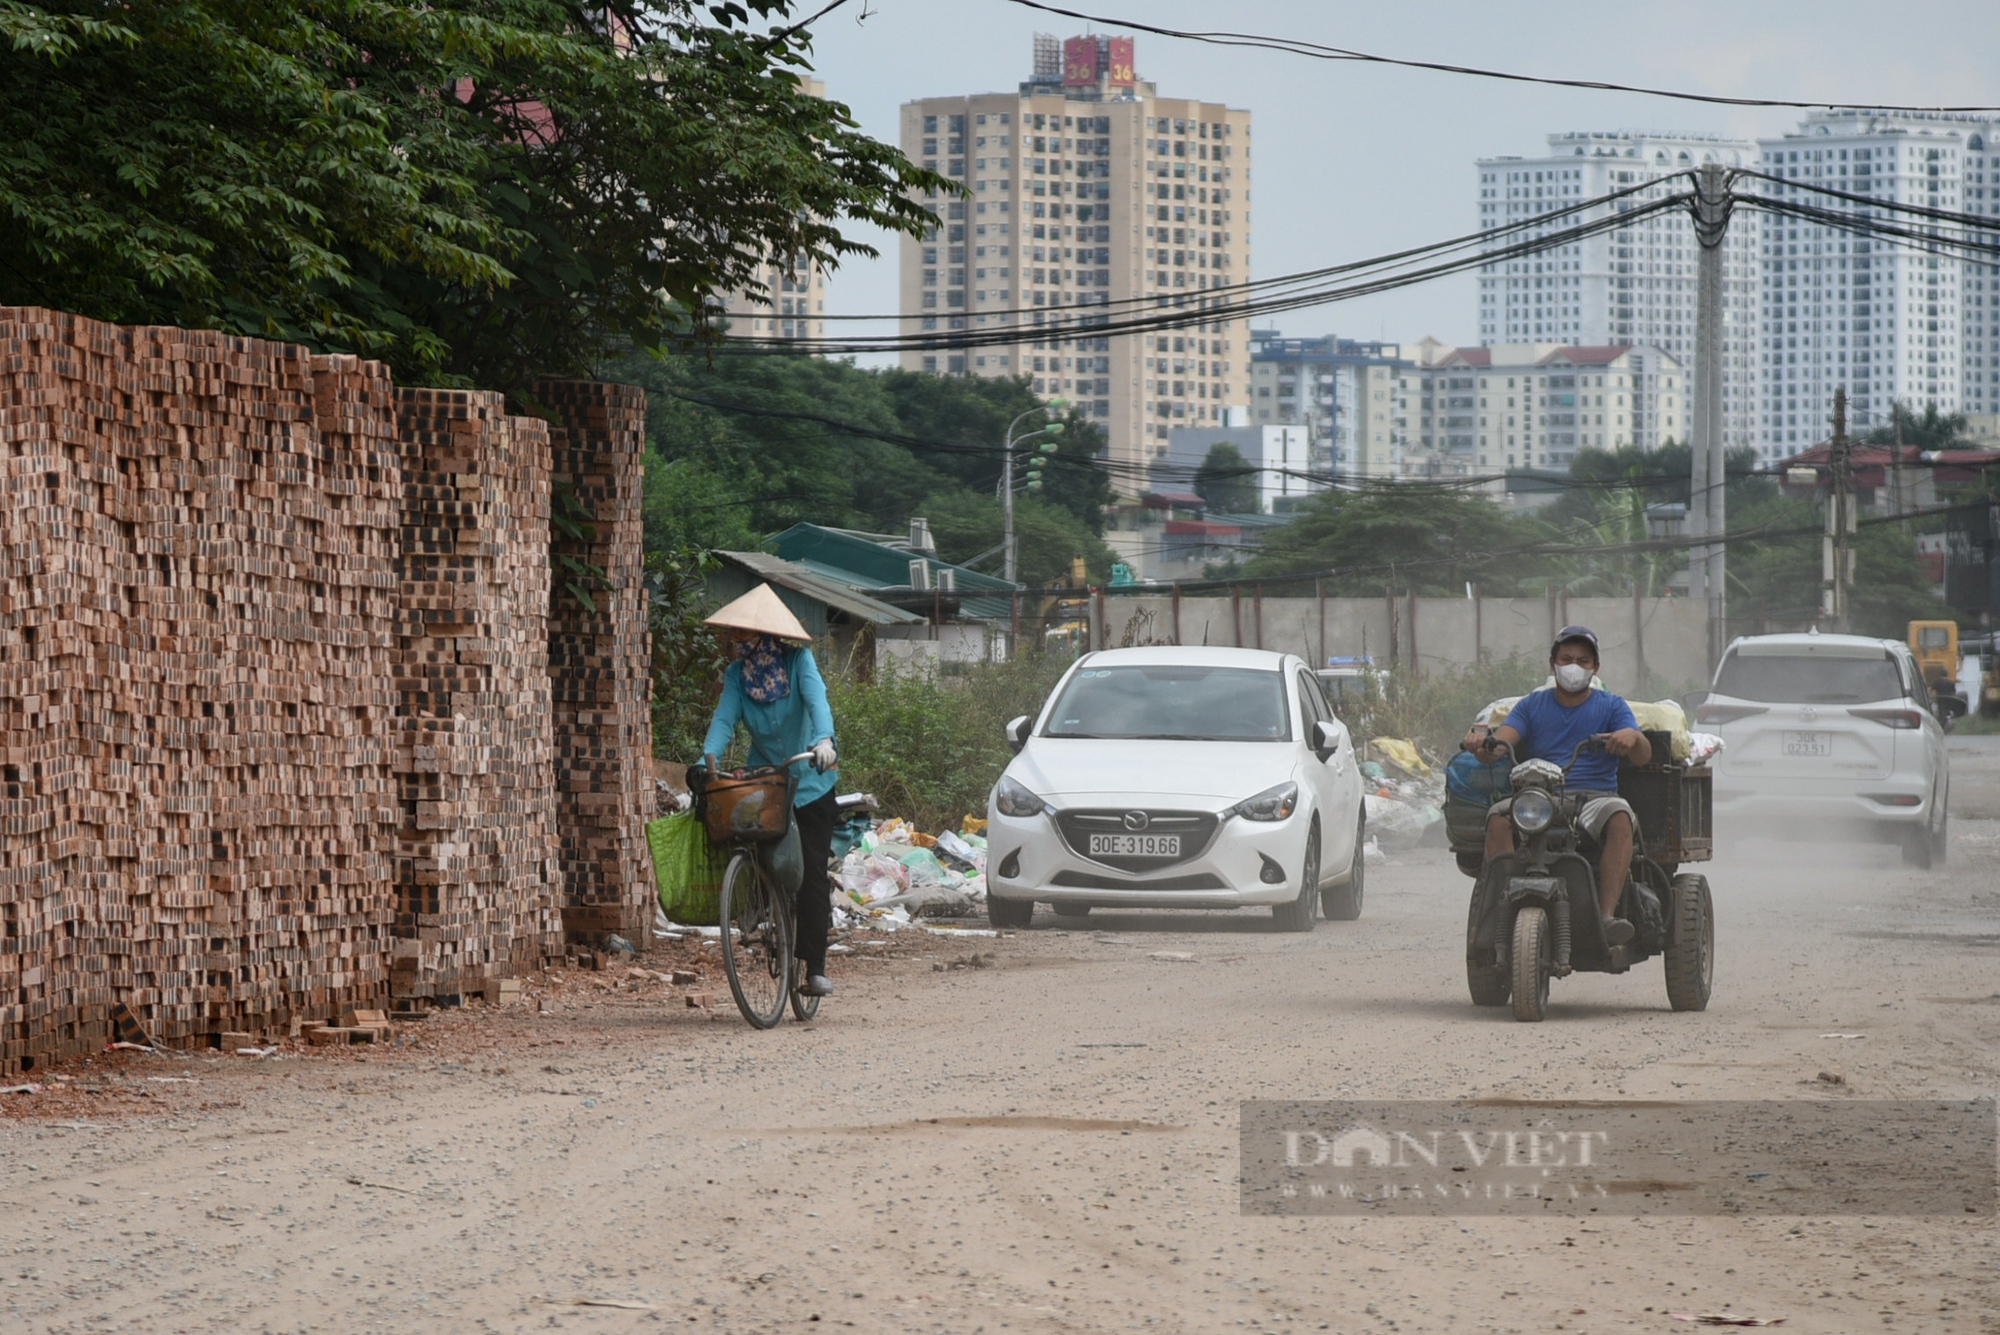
[1107,37,1135,87]
[1063,36,1099,86]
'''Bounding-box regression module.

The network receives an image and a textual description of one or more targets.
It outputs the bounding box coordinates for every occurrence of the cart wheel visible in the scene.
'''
[1664,873,1713,1013]
[1509,906,1551,1023]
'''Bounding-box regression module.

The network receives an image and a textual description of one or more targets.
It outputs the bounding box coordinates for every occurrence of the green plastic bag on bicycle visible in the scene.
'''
[646,812,724,926]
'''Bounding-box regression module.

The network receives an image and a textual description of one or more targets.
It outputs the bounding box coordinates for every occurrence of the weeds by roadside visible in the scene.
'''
[823,652,1071,830]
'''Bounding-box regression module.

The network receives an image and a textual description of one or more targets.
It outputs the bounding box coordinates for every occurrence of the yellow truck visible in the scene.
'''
[1907,620,1969,719]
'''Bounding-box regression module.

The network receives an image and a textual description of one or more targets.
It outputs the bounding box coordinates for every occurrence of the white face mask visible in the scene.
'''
[1554,663,1592,693]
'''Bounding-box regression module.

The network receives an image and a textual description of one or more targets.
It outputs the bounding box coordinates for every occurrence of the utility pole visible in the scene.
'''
[999,400,1067,585]
[1689,163,1732,670]
[1823,387,1857,631]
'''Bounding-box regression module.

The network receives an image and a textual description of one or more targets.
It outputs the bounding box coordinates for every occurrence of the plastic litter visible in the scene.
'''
[1365,793,1441,851]
[1368,737,1430,777]
[1688,731,1725,764]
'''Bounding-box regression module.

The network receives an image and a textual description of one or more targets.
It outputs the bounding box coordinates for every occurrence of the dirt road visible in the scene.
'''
[5,759,1998,1332]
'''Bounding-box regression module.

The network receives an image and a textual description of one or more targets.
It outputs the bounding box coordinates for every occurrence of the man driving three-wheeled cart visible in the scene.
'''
[1448,626,1716,1022]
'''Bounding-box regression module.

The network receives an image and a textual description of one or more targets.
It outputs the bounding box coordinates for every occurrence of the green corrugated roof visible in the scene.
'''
[769,524,1020,622]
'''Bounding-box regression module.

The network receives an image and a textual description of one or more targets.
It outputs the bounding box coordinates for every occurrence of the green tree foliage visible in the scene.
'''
[876,370,1113,533]
[644,547,729,762]
[1862,402,1970,449]
[920,491,1115,588]
[1725,492,1957,637]
[1,1,943,392]
[1243,488,1553,594]
[604,350,1116,580]
[1193,442,1259,514]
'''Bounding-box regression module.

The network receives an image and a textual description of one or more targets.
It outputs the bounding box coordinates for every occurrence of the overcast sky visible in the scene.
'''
[795,0,2000,360]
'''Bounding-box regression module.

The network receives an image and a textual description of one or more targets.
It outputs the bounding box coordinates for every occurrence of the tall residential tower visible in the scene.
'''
[898,35,1251,486]
[1476,131,1759,468]
[1754,110,2000,455]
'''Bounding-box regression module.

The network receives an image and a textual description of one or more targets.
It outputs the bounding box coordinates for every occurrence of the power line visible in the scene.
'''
[1738,170,2000,234]
[703,189,1696,354]
[788,173,1689,325]
[997,0,2000,113]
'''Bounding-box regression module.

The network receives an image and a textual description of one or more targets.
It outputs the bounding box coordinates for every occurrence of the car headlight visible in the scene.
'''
[994,775,1047,818]
[1511,789,1556,835]
[1228,781,1299,822]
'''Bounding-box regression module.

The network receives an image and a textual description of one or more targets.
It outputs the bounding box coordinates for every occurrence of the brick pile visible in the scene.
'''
[391,390,563,1000]
[0,308,401,1071]
[540,379,655,946]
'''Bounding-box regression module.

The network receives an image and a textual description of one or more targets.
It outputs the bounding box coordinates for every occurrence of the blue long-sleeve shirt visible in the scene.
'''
[701,645,838,808]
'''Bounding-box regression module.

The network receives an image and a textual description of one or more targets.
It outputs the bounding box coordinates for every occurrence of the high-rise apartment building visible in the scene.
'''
[1754,110,2000,455]
[721,77,830,343]
[898,35,1251,485]
[1244,332,1409,479]
[1476,131,1759,464]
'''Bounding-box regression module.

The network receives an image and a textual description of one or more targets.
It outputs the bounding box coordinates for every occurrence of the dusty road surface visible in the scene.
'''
[5,757,1998,1332]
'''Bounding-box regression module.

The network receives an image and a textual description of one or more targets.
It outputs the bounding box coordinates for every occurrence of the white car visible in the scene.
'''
[1694,631,1951,867]
[984,646,1367,930]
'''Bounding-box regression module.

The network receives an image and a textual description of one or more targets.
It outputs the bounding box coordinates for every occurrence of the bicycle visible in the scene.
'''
[693,751,824,1029]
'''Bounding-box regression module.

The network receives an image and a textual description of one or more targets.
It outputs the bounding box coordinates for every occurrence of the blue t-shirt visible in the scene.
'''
[1501,687,1638,793]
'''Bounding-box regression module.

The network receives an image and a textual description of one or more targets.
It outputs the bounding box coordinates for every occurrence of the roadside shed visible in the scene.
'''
[709,550,923,669]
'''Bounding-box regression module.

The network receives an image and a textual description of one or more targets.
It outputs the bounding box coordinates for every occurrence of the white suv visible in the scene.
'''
[1694,631,1951,867]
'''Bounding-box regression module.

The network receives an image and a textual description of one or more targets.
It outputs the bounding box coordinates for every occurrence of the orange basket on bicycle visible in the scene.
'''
[696,765,795,844]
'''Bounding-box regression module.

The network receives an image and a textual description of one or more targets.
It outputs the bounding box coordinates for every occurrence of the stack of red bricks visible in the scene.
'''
[541,379,656,946]
[0,308,401,1071]
[391,389,563,1000]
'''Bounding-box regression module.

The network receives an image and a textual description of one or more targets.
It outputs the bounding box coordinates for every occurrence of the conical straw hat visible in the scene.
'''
[704,583,811,642]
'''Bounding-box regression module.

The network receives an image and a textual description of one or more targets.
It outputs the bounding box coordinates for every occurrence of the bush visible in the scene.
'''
[823,651,1071,832]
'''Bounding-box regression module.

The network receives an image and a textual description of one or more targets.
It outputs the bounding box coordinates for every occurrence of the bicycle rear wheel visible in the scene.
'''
[790,959,821,1023]
[719,850,792,1029]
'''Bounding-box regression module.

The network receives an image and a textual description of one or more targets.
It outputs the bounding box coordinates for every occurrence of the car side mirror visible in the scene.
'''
[1312,720,1341,759]
[1681,690,1710,715]
[1004,715,1031,754]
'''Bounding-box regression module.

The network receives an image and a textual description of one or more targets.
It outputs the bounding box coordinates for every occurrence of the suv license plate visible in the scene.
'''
[1783,730,1832,757]
[1089,834,1181,857]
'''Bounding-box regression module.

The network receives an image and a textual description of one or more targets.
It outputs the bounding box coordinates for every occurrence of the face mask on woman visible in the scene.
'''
[1554,662,1592,693]
[734,634,792,703]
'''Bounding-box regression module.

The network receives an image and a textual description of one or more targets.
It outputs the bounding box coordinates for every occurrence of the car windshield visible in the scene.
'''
[1713,651,1902,704]
[1043,665,1290,741]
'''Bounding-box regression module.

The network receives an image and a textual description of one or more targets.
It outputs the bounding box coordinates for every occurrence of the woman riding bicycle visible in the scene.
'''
[700,584,840,998]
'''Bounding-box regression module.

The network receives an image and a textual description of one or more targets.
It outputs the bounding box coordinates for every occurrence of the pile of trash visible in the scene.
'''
[833,816,989,930]
[1360,737,1447,854]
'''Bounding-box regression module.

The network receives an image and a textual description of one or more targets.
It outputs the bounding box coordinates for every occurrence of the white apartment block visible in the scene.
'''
[723,255,827,342]
[1244,334,1408,480]
[1755,110,2000,456]
[721,77,829,343]
[898,35,1251,486]
[1402,342,1687,474]
[1477,131,1759,458]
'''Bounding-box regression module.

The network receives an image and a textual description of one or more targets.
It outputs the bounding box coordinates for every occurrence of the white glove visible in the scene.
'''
[810,740,838,772]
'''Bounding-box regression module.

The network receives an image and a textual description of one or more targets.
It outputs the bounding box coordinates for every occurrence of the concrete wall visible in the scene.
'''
[1094,591,1708,693]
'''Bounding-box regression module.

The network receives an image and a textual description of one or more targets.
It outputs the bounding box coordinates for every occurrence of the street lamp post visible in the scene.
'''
[1001,400,1067,585]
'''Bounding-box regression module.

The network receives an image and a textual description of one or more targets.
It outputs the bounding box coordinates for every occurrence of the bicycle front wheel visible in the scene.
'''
[719,850,792,1029]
